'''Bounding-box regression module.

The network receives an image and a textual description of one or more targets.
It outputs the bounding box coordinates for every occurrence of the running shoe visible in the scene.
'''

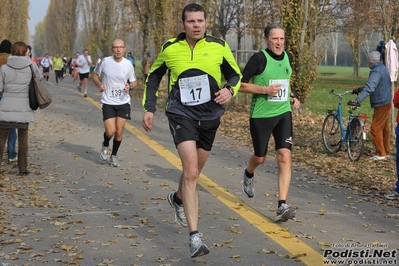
[189,232,210,258]
[18,170,30,176]
[371,155,386,161]
[274,203,296,222]
[7,156,17,163]
[99,143,109,161]
[167,191,187,227]
[242,168,255,198]
[77,84,81,92]
[84,93,87,98]
[384,191,399,200]
[109,155,120,167]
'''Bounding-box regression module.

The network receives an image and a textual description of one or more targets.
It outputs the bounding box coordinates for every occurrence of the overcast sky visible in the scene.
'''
[28,0,50,35]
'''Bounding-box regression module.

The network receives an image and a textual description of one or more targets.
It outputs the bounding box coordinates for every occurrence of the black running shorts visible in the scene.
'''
[102,103,131,121]
[79,72,89,80]
[167,113,220,151]
[250,111,293,157]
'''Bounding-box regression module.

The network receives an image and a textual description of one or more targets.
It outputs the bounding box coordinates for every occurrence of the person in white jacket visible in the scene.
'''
[385,39,398,83]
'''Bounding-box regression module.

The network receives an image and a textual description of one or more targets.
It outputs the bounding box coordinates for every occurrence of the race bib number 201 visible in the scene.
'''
[268,79,289,102]
[179,74,211,106]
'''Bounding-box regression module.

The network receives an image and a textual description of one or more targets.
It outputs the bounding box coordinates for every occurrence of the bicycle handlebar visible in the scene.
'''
[329,89,361,108]
[329,89,353,98]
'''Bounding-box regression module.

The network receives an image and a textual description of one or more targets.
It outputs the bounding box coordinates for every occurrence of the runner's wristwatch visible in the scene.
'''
[226,86,234,95]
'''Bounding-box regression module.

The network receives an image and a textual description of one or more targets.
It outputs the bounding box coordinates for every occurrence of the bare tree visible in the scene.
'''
[211,0,238,40]
[336,0,379,77]
[376,0,399,41]
[44,0,77,56]
[246,0,274,50]
[329,32,342,66]
[0,0,29,42]
[124,0,185,59]
[314,35,329,65]
[282,0,332,102]
[33,21,46,56]
[78,0,119,62]
[126,0,153,58]
[233,0,246,51]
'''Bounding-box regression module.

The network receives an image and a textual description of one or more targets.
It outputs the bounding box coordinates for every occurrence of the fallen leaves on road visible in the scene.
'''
[219,108,399,209]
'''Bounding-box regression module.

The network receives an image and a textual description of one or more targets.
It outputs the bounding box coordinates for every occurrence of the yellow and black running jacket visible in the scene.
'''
[142,32,242,121]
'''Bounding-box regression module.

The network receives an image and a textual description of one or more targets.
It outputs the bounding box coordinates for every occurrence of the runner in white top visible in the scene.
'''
[95,57,135,105]
[40,54,52,82]
[75,49,92,97]
[92,39,137,167]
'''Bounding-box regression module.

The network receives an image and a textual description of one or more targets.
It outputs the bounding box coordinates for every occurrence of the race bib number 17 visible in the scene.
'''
[179,74,211,106]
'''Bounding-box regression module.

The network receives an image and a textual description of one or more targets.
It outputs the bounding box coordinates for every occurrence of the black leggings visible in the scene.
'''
[55,70,63,83]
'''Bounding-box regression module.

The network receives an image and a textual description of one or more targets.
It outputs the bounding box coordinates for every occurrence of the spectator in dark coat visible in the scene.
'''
[0,39,18,164]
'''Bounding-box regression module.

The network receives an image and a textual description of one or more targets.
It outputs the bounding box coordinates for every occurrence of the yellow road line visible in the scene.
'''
[85,94,323,265]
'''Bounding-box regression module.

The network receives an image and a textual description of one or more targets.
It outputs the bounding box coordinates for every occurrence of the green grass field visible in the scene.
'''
[316,65,370,77]
[304,65,373,118]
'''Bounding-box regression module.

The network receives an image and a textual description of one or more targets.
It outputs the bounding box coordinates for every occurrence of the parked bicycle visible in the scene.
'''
[321,89,367,161]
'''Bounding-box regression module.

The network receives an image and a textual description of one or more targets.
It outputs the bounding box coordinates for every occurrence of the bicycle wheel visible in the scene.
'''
[347,118,365,161]
[322,114,342,153]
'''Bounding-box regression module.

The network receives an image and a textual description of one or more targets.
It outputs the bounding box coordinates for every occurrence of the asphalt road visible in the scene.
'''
[0,76,398,266]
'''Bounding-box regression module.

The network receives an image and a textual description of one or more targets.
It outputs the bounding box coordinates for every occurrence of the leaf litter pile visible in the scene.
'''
[132,83,399,204]
[219,107,399,208]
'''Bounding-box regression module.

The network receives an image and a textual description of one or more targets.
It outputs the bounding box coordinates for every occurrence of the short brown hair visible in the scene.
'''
[181,3,206,22]
[11,41,27,56]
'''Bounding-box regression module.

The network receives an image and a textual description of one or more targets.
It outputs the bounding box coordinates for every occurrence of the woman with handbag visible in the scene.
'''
[0,41,43,175]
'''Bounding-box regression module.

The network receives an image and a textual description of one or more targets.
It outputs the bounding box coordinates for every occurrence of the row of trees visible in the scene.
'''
[1,0,399,103]
[0,0,29,42]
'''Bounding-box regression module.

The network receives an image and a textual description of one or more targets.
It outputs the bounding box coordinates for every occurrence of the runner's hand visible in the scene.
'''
[99,84,106,92]
[267,84,281,96]
[291,97,300,109]
[124,83,130,93]
[214,87,232,104]
[142,112,154,132]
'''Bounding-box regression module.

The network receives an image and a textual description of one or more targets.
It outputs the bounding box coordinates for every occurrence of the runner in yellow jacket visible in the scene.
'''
[142,3,241,259]
[52,53,64,85]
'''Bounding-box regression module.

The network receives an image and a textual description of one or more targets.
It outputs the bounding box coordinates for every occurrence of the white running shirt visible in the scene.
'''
[94,56,136,105]
[76,54,92,73]
[41,57,51,68]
